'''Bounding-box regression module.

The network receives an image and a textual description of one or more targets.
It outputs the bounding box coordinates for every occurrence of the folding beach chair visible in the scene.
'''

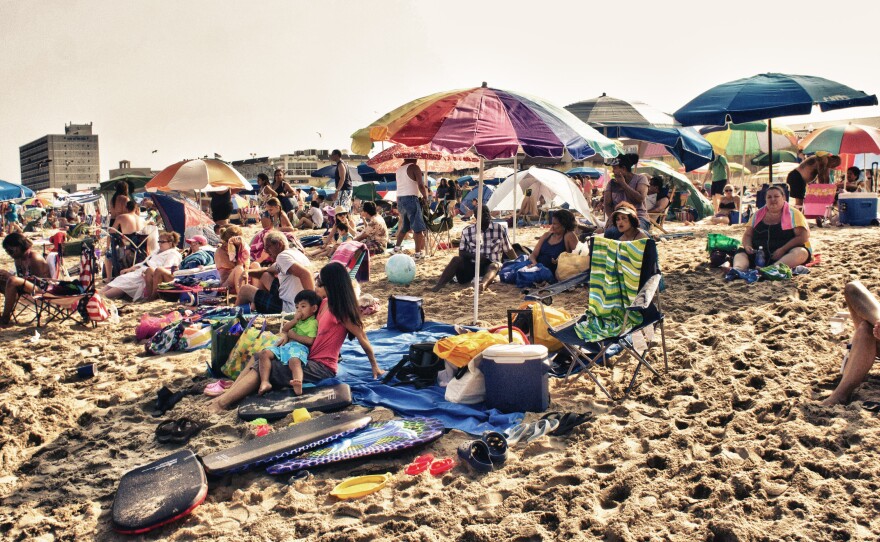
[425,200,454,255]
[108,230,151,277]
[330,240,369,282]
[28,240,100,328]
[647,187,675,234]
[802,183,837,227]
[534,237,668,401]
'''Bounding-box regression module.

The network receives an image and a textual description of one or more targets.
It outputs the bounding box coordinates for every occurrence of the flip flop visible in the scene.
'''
[405,454,435,476]
[863,401,880,413]
[429,458,456,476]
[525,419,559,443]
[550,412,593,436]
[480,431,508,466]
[156,418,202,445]
[457,440,493,473]
[503,423,530,446]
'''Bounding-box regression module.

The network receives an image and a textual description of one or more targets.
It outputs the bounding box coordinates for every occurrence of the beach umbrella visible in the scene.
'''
[351,82,618,323]
[750,162,799,184]
[487,167,595,220]
[700,122,798,155]
[146,158,251,193]
[311,163,363,182]
[675,73,877,181]
[366,143,479,174]
[0,179,35,201]
[799,123,880,155]
[635,160,714,220]
[565,167,603,179]
[751,150,799,167]
[566,94,714,172]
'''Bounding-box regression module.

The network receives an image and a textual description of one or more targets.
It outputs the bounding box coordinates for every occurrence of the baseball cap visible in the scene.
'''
[185,235,208,245]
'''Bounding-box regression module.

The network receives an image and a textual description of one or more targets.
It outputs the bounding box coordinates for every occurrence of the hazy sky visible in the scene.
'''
[1,0,878,182]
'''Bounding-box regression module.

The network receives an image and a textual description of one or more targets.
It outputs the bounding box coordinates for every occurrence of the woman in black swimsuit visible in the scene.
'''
[708,185,740,225]
[210,189,234,226]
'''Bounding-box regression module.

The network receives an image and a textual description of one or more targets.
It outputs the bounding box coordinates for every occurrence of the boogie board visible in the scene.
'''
[266,417,445,475]
[112,449,208,534]
[237,383,353,422]
[201,412,371,475]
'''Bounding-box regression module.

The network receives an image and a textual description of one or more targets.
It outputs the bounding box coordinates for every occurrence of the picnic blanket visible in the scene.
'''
[574,236,647,342]
[332,321,523,435]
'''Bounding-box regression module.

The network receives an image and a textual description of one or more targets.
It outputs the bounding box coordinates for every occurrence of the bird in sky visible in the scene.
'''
[316,132,322,138]
[152,150,158,153]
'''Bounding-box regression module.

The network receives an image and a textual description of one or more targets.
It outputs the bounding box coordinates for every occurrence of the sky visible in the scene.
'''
[1,0,879,183]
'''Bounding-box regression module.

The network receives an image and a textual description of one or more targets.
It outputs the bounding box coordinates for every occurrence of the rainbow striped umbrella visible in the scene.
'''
[146,158,251,193]
[800,124,880,155]
[351,83,619,160]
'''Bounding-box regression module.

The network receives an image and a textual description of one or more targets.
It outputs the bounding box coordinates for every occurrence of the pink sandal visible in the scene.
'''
[203,380,233,397]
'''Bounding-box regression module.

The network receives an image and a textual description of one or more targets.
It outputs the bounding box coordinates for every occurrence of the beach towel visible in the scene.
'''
[331,240,370,282]
[574,236,647,342]
[750,201,808,231]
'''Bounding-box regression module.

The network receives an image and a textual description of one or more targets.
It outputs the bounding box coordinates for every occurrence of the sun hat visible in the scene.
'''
[185,235,208,245]
[333,205,347,215]
[611,205,638,219]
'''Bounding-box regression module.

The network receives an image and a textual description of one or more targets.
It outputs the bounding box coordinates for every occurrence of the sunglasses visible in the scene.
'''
[159,239,172,244]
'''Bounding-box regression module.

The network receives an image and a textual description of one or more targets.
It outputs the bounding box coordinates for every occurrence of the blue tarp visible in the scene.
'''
[0,179,35,201]
[333,321,524,435]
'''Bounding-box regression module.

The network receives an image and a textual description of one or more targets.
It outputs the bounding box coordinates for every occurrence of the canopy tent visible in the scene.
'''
[635,160,714,220]
[146,192,218,248]
[0,180,35,201]
[486,167,595,221]
[459,184,494,215]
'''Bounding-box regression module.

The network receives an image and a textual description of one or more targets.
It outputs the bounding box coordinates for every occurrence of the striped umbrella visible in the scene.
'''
[699,121,798,155]
[367,143,479,174]
[800,123,880,155]
[146,158,251,193]
[352,83,619,323]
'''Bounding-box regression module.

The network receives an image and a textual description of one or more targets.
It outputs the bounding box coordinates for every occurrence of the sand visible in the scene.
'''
[2,220,880,542]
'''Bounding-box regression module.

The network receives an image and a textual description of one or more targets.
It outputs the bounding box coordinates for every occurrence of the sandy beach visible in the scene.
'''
[2,220,880,541]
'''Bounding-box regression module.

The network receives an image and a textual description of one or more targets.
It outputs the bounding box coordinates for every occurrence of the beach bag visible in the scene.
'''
[146,321,188,355]
[555,244,590,281]
[515,263,555,289]
[222,319,279,379]
[515,301,572,352]
[136,312,182,342]
[387,295,424,332]
[445,355,485,404]
[499,255,530,285]
[85,295,110,322]
[434,330,507,368]
[381,342,443,388]
[210,316,246,377]
[706,233,741,253]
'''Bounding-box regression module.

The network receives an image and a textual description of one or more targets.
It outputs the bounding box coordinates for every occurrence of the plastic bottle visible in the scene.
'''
[755,246,766,268]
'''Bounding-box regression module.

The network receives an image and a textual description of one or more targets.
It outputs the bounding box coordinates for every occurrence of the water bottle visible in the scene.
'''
[755,246,766,268]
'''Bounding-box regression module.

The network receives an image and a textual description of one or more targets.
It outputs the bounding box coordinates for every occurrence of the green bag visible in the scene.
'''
[758,263,792,281]
[706,233,741,253]
[210,316,247,377]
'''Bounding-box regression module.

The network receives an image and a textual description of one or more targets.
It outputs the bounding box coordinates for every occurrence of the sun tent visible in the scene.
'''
[0,180,35,201]
[486,167,596,221]
[147,192,219,247]
[460,184,494,215]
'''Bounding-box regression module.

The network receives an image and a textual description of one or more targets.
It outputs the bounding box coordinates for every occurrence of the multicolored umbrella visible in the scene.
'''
[351,83,619,160]
[751,150,799,167]
[699,121,798,155]
[366,143,479,174]
[146,159,251,193]
[800,123,880,155]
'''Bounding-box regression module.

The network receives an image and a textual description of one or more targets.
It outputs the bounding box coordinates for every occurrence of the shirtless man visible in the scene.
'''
[0,233,50,326]
[822,281,880,406]
[786,153,841,207]
[112,201,145,235]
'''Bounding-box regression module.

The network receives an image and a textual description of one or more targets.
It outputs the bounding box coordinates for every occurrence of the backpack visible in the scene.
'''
[381,342,443,389]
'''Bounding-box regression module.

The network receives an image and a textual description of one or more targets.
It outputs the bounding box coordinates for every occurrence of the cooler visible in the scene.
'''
[480,344,550,413]
[838,193,880,226]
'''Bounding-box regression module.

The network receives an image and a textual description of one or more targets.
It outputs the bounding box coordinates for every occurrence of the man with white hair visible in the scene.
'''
[238,231,313,314]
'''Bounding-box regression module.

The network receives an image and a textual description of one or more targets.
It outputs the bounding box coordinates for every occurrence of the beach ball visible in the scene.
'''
[386,254,417,284]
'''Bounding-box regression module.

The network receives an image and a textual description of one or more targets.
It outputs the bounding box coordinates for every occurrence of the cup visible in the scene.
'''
[829,313,848,335]
[76,363,97,378]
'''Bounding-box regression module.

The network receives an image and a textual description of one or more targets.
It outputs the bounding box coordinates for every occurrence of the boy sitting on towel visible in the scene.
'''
[257,289,321,396]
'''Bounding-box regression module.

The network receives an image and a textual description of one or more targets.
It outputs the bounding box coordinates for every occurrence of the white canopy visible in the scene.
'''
[486,166,595,222]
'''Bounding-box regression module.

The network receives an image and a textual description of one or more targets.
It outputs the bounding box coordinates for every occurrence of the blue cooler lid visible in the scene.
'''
[482,344,548,362]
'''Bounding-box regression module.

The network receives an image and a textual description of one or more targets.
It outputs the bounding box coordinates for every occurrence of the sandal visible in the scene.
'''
[863,401,880,413]
[549,412,593,436]
[457,440,493,473]
[203,380,233,397]
[525,419,559,443]
[155,418,202,445]
[481,431,508,466]
[503,423,530,446]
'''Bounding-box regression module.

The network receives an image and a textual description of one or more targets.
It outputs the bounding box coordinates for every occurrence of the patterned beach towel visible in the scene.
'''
[574,237,648,342]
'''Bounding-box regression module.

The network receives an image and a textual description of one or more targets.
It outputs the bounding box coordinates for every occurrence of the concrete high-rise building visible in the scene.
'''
[19,122,100,192]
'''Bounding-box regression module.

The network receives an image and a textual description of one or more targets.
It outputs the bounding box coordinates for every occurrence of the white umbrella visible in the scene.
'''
[480,166,515,181]
[486,167,596,222]
[145,158,251,193]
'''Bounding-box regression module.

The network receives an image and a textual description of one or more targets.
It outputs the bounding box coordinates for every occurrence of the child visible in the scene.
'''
[307,221,351,259]
[257,289,321,396]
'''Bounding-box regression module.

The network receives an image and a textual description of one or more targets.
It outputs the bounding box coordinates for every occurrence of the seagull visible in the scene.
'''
[316,132,322,138]
[152,150,158,153]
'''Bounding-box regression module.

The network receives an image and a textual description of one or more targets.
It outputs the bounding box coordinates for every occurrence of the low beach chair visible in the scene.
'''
[27,241,100,328]
[534,237,668,401]
[108,230,151,277]
[647,187,675,234]
[425,200,454,254]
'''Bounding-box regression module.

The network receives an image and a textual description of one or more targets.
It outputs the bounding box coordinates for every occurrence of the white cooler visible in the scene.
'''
[481,344,550,413]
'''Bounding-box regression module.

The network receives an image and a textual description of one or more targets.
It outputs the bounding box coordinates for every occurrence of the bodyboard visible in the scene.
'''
[237,383,352,422]
[112,449,208,534]
[201,412,371,475]
[266,417,445,475]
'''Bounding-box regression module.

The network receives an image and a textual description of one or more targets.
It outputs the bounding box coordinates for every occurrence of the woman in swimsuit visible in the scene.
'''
[215,225,250,295]
[530,208,578,275]
[707,185,741,225]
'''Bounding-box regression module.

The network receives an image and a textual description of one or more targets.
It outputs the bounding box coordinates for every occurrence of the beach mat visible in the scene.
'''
[112,449,207,534]
[267,417,444,475]
[237,383,352,422]
[200,412,371,475]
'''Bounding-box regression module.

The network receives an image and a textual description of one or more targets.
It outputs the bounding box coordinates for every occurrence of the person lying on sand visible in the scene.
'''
[822,280,880,406]
[431,204,515,293]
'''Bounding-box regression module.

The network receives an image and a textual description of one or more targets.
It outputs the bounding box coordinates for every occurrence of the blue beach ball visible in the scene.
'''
[386,254,417,285]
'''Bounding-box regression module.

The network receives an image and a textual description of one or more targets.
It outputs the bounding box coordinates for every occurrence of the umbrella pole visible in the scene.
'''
[741,130,747,191]
[424,158,432,256]
[473,158,485,325]
[512,153,518,243]
[768,119,774,187]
